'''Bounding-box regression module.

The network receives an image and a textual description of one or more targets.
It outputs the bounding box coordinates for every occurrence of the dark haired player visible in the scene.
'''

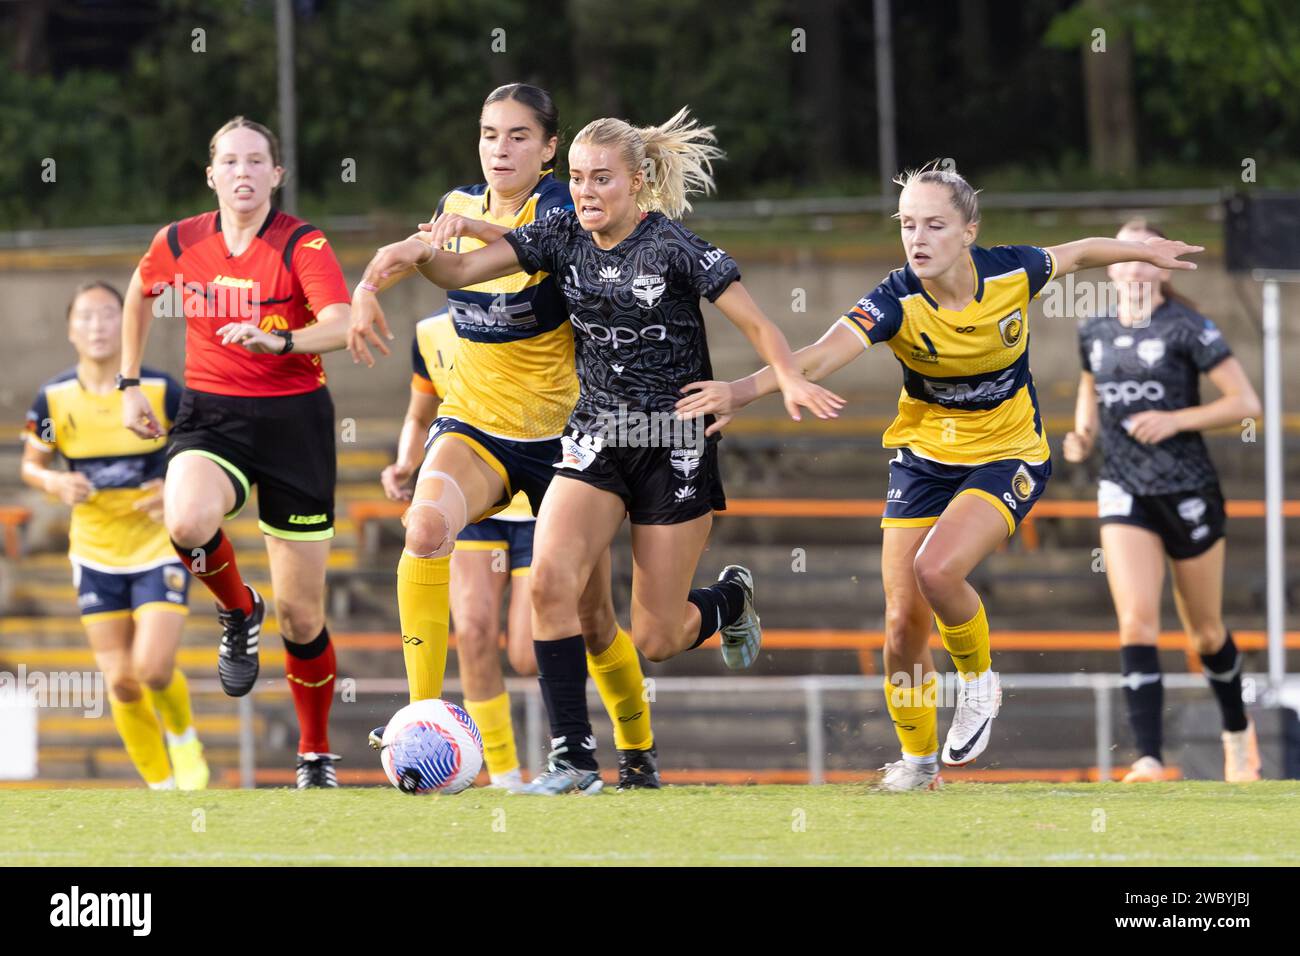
[23,281,207,790]
[349,107,842,794]
[352,84,661,789]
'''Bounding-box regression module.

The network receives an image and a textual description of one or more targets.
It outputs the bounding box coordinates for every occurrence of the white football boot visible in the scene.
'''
[942,670,1002,766]
[876,759,943,792]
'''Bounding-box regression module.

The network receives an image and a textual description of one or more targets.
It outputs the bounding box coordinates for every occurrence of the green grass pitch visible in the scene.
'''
[2,782,1297,866]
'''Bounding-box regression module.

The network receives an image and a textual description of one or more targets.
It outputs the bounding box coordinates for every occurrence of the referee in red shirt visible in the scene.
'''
[119,117,352,788]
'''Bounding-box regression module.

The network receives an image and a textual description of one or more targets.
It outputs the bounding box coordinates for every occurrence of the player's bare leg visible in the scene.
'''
[450,547,516,787]
[399,437,506,702]
[1171,540,1257,781]
[626,514,714,661]
[88,617,174,789]
[165,452,264,696]
[877,527,942,791]
[1101,524,1169,782]
[913,494,1008,766]
[515,479,624,795]
[132,607,208,790]
[505,568,536,677]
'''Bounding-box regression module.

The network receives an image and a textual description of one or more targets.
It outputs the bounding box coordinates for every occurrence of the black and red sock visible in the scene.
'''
[172,530,253,614]
[285,627,335,754]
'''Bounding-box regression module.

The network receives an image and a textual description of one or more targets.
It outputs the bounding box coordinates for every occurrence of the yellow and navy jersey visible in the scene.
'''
[25,366,181,572]
[432,170,578,441]
[411,313,534,522]
[837,244,1057,466]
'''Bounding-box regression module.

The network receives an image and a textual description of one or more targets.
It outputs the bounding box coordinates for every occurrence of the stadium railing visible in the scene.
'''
[199,672,1279,788]
[349,497,1300,556]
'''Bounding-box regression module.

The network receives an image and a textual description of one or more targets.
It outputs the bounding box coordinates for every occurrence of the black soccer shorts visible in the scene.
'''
[166,387,337,540]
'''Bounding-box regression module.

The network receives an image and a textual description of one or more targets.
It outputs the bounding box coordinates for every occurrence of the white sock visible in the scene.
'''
[904,752,938,768]
[491,768,523,787]
[166,727,197,747]
[148,777,177,791]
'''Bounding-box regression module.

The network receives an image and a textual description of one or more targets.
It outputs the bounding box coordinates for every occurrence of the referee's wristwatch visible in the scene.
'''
[271,330,295,354]
[114,374,140,390]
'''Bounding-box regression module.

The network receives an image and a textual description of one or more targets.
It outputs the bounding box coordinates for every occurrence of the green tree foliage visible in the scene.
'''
[1047,0,1300,164]
[2,0,1298,229]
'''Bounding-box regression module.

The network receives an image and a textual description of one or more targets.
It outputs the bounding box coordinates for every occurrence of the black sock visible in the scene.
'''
[1121,644,1163,761]
[686,580,746,649]
[534,636,596,770]
[284,626,330,659]
[1200,631,1249,733]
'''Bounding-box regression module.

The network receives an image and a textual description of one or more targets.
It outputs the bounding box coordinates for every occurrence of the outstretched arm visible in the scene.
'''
[712,282,844,422]
[676,318,859,434]
[346,233,523,367]
[1046,235,1203,278]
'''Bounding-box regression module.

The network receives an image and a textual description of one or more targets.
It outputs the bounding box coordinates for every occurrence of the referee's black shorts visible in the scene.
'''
[166,387,336,541]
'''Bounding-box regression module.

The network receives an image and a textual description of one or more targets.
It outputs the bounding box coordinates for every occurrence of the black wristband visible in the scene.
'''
[273,330,294,355]
[114,374,140,390]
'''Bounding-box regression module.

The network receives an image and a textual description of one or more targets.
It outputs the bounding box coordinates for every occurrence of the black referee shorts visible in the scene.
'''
[166,387,336,540]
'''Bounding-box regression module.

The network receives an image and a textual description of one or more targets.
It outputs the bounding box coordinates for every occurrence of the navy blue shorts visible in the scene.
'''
[74,562,190,623]
[426,417,559,519]
[455,518,535,574]
[881,447,1051,536]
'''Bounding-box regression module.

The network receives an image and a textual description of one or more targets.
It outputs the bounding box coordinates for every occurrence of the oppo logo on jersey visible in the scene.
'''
[1095,379,1166,407]
[448,299,537,330]
[569,315,667,348]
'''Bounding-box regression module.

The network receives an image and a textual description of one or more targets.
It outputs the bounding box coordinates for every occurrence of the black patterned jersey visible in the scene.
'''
[503,210,740,440]
[1077,300,1232,495]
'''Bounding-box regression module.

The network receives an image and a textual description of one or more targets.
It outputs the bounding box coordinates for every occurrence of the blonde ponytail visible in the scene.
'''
[573,107,723,219]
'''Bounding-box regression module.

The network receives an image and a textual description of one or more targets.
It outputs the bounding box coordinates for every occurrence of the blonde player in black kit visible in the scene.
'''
[350,108,843,794]
[1065,218,1263,783]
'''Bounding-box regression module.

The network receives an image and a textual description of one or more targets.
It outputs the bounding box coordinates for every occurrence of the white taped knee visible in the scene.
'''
[404,470,468,558]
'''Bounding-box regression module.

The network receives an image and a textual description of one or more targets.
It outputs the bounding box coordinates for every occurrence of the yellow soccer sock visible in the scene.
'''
[883,674,938,758]
[108,693,173,786]
[937,600,992,681]
[145,669,194,737]
[588,626,653,751]
[464,691,519,778]
[398,552,451,702]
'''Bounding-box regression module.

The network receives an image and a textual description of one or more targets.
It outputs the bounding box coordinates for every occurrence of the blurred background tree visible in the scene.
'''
[1,0,1296,229]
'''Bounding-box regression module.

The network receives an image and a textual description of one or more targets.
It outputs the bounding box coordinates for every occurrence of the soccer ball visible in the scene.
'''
[379,699,484,795]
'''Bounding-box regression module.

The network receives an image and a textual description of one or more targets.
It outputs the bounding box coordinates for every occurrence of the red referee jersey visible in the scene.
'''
[138,207,350,397]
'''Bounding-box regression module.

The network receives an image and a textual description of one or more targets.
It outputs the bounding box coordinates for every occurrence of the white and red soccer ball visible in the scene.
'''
[379,699,484,795]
